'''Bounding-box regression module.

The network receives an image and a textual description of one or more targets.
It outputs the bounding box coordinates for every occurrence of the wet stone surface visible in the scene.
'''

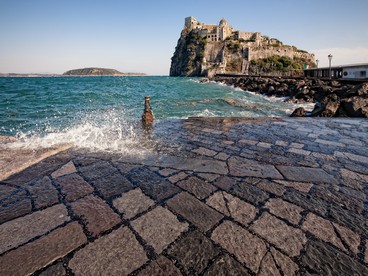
[1,117,368,275]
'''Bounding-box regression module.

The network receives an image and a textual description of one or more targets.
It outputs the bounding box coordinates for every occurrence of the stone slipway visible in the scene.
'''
[0,117,368,275]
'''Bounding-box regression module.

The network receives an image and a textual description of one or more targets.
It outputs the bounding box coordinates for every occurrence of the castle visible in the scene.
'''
[184,16,261,43]
[170,17,315,77]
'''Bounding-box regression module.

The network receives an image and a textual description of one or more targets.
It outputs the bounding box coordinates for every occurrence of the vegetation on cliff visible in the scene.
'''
[249,55,316,75]
[170,30,207,77]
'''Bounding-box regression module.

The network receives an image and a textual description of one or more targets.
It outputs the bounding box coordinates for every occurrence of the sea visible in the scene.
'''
[0,76,312,153]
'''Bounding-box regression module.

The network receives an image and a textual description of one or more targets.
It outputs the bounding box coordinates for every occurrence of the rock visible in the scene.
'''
[344,83,368,97]
[318,94,340,117]
[310,103,324,117]
[341,96,368,117]
[290,107,306,117]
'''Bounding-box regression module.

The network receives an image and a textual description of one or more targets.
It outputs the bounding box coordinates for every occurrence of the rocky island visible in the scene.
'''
[170,17,315,77]
[63,67,146,76]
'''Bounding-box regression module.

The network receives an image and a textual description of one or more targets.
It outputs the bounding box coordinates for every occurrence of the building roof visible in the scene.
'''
[304,63,368,71]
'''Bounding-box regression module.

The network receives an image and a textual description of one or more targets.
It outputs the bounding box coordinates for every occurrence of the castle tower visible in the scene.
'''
[185,16,197,30]
[218,18,233,41]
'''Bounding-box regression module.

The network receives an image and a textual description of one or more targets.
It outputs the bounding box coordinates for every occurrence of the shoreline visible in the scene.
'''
[208,75,368,118]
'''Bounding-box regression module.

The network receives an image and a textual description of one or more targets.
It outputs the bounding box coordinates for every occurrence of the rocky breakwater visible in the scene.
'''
[210,76,368,118]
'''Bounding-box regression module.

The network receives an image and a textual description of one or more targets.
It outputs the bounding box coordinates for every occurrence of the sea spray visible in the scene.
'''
[10,109,150,155]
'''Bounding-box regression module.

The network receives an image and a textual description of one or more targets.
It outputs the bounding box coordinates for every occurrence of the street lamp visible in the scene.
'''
[328,54,333,79]
[315,59,319,78]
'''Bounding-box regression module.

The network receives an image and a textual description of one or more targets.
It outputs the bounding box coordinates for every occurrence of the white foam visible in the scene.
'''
[9,109,150,156]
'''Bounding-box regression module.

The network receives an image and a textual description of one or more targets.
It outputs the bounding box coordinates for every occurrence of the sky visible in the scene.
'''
[0,0,367,75]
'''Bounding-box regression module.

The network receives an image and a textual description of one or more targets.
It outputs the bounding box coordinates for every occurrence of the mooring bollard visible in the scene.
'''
[142,96,154,127]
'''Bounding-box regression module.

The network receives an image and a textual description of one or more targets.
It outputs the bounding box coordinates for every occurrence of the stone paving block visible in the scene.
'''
[69,226,147,275]
[214,152,230,161]
[302,213,346,252]
[257,142,272,148]
[301,240,368,275]
[197,173,219,182]
[277,165,337,184]
[231,182,269,205]
[78,161,119,180]
[203,254,250,276]
[288,148,311,156]
[275,140,288,147]
[265,198,304,225]
[113,188,155,219]
[212,220,267,273]
[206,191,257,225]
[51,161,77,179]
[151,155,228,174]
[168,171,188,183]
[0,204,69,254]
[127,167,181,201]
[131,206,188,254]
[138,255,182,276]
[340,168,368,190]
[332,222,360,254]
[27,176,59,209]
[329,204,368,235]
[166,192,223,232]
[39,262,66,276]
[91,172,134,199]
[250,212,307,257]
[282,189,328,216]
[270,247,299,276]
[258,252,280,276]
[168,230,219,274]
[239,139,257,145]
[192,147,217,157]
[177,176,217,200]
[253,179,285,196]
[228,156,283,179]
[54,173,94,202]
[0,197,32,224]
[158,168,178,177]
[70,195,121,237]
[213,176,237,190]
[334,151,368,164]
[273,180,313,193]
[0,222,86,276]
[290,142,304,149]
[315,139,345,148]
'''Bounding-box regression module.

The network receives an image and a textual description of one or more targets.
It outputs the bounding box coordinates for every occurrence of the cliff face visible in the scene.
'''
[170,19,315,77]
[170,29,207,77]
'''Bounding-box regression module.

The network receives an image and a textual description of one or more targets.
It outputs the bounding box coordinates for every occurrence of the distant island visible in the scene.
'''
[63,67,146,76]
[0,67,146,77]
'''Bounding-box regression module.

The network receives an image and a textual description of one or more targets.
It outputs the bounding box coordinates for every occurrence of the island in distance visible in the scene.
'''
[63,67,146,76]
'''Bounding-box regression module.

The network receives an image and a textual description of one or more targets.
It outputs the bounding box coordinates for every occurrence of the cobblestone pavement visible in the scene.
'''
[1,117,368,275]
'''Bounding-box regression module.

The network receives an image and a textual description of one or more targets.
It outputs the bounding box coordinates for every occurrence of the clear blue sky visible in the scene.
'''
[0,0,367,75]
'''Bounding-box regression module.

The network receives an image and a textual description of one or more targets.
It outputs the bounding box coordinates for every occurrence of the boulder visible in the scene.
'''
[290,107,306,117]
[319,94,340,117]
[341,96,368,117]
[344,83,368,97]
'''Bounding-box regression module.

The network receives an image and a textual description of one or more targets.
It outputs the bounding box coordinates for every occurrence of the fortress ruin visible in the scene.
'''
[185,16,261,43]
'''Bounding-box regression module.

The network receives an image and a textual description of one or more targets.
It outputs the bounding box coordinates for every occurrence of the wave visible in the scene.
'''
[8,109,150,155]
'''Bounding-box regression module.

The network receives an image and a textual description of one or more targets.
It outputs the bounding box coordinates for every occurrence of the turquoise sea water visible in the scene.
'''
[0,76,311,152]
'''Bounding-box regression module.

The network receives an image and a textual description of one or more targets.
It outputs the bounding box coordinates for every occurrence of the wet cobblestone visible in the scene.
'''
[0,117,368,275]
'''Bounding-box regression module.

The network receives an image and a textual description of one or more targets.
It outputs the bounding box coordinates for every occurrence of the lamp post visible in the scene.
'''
[328,54,333,79]
[315,59,319,78]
